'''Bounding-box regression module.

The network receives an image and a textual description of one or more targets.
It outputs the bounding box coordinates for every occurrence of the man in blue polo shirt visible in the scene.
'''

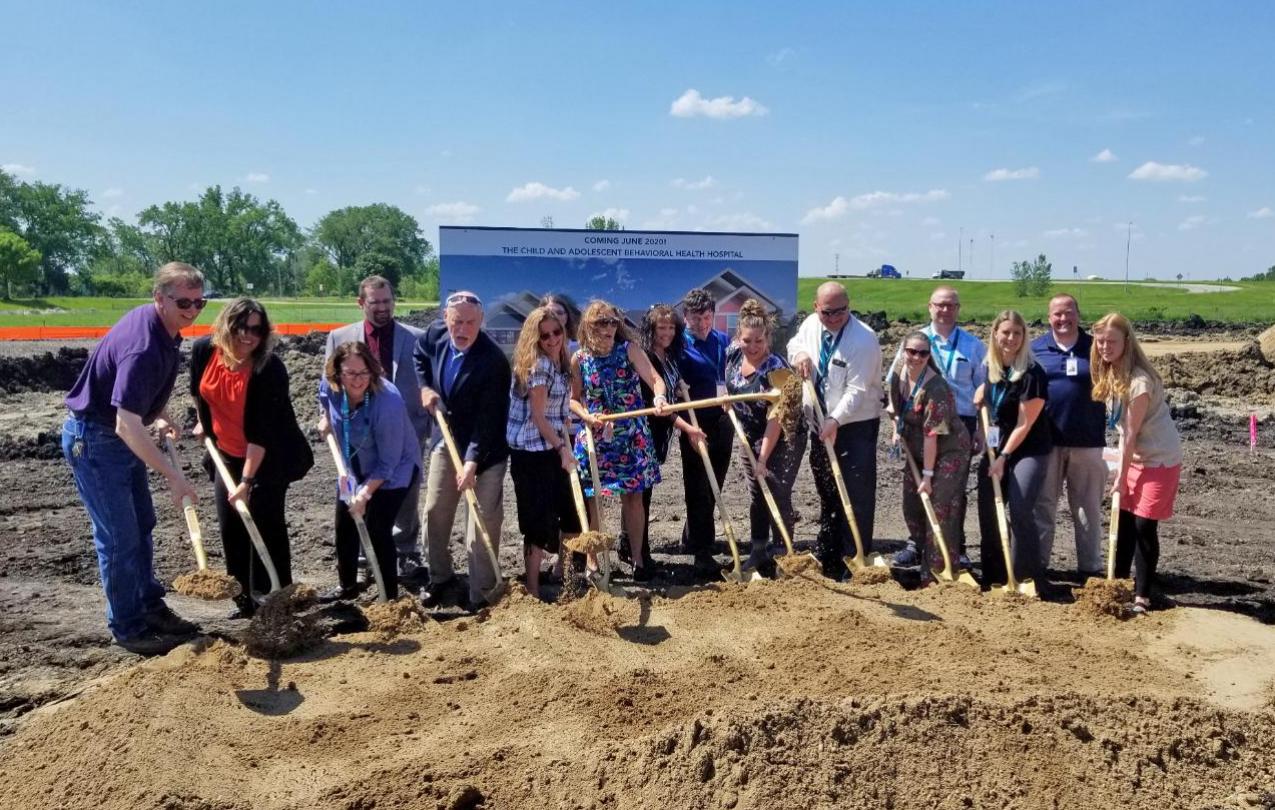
[62,262,205,655]
[891,285,985,568]
[1031,293,1107,578]
[677,287,733,578]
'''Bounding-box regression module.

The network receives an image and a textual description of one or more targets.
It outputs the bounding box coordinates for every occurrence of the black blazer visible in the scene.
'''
[189,336,314,486]
[413,320,510,474]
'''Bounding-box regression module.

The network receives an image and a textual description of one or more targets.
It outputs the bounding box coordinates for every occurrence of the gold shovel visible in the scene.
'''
[575,419,630,597]
[434,407,508,605]
[979,406,1038,598]
[803,378,889,572]
[899,441,979,588]
[323,433,390,603]
[203,435,282,593]
[677,382,751,584]
[163,436,242,600]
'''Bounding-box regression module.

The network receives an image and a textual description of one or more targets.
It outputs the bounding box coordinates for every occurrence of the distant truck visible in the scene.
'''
[867,264,902,279]
[932,269,965,279]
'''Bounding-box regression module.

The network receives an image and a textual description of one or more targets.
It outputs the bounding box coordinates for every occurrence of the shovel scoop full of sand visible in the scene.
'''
[172,569,242,600]
[243,583,323,659]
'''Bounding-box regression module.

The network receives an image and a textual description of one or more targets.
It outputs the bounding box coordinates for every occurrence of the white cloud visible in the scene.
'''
[1178,194,1206,203]
[766,47,795,67]
[983,167,1040,182]
[1015,80,1069,102]
[2,163,36,176]
[1043,227,1088,238]
[506,181,580,203]
[1178,215,1208,231]
[669,88,769,119]
[101,187,124,198]
[801,189,948,224]
[1091,148,1117,163]
[1128,161,1207,182]
[1248,207,1274,220]
[244,172,270,183]
[705,212,772,232]
[425,201,481,223]
[640,208,680,229]
[589,207,630,223]
[592,179,611,192]
[672,175,715,190]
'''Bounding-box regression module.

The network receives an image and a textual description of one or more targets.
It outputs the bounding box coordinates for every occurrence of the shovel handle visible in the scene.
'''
[681,383,744,575]
[1106,489,1121,581]
[900,441,957,581]
[434,409,501,576]
[594,390,779,423]
[720,399,791,556]
[804,380,869,566]
[162,437,209,570]
[204,436,282,592]
[562,422,590,529]
[323,434,389,602]
[979,406,1019,590]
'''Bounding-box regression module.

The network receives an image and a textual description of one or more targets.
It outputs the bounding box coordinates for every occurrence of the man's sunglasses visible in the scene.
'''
[167,295,208,311]
[446,293,482,306]
[819,306,848,317]
[233,323,268,337]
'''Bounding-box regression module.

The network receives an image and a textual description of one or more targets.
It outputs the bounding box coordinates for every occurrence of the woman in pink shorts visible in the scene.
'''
[1091,313,1182,613]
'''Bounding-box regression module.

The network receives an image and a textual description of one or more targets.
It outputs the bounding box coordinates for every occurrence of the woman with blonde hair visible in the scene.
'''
[507,306,581,599]
[189,298,313,618]
[1091,312,1181,613]
[570,300,668,581]
[974,309,1052,589]
[725,299,806,577]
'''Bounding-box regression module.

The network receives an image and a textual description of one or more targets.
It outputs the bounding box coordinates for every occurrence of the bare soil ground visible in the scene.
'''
[2,327,1275,809]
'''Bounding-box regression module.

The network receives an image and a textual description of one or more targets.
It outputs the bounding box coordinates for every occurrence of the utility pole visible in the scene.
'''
[989,233,995,279]
[834,252,840,276]
[969,238,974,274]
[958,226,963,273]
[1124,221,1133,292]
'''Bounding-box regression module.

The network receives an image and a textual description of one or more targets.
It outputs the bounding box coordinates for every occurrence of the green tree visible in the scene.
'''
[0,229,42,298]
[1011,254,1052,297]
[134,186,302,294]
[312,204,432,294]
[1242,265,1275,282]
[0,170,102,294]
[585,215,623,230]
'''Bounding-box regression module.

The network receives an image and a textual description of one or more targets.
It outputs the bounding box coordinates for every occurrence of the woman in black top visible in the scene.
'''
[189,298,313,618]
[974,309,1052,588]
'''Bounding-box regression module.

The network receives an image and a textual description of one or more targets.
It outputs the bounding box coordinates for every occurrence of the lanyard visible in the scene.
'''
[929,328,961,378]
[1107,399,1123,430]
[989,378,1009,417]
[896,371,928,432]
[818,323,848,381]
[340,390,371,466]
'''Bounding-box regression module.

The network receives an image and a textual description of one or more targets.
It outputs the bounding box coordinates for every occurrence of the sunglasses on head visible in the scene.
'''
[446,293,482,306]
[167,295,208,311]
[904,347,931,357]
[539,327,563,339]
[233,323,267,337]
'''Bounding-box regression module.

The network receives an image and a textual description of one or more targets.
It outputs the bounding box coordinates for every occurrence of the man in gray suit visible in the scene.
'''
[325,275,430,578]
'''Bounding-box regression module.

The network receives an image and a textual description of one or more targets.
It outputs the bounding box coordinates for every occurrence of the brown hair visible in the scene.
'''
[578,300,633,356]
[210,297,275,372]
[512,307,570,396]
[890,330,943,379]
[358,275,393,300]
[152,261,204,295]
[324,341,385,393]
[735,298,774,339]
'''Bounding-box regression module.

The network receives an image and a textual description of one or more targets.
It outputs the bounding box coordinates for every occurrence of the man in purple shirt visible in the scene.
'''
[62,262,205,655]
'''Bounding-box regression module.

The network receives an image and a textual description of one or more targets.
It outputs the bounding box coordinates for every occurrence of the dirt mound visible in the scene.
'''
[172,569,242,600]
[241,583,322,659]
[563,588,641,634]
[0,347,87,394]
[1156,342,1275,403]
[0,430,61,461]
[1074,577,1134,619]
[277,331,328,357]
[399,305,441,330]
[362,596,431,637]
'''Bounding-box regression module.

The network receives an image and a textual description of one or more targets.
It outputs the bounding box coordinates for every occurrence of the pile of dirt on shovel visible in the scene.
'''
[241,583,322,659]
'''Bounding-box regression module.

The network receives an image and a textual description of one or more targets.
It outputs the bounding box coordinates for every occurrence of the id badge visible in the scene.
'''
[986,425,1002,449]
[1065,357,1079,377]
[716,383,728,398]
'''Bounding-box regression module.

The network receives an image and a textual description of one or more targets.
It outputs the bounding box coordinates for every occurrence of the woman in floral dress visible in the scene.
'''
[887,330,972,582]
[570,300,669,580]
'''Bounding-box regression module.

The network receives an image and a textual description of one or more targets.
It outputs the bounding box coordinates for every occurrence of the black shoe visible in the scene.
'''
[319,585,358,603]
[115,631,187,656]
[632,564,653,583]
[420,579,458,608]
[226,593,257,620]
[692,552,719,578]
[144,603,198,636]
[617,533,633,565]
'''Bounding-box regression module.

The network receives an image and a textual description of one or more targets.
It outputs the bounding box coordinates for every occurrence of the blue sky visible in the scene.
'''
[3,1,1273,280]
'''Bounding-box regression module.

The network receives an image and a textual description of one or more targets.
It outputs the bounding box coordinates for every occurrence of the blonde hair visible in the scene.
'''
[210,297,275,372]
[577,300,633,356]
[152,261,204,295]
[511,307,569,396]
[985,309,1035,384]
[735,298,774,340]
[1090,312,1159,405]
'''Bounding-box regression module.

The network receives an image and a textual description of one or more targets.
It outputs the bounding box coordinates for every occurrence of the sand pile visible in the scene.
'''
[242,583,322,659]
[3,565,1275,809]
[1156,341,1275,403]
[361,596,431,637]
[172,569,243,600]
[1073,577,1135,620]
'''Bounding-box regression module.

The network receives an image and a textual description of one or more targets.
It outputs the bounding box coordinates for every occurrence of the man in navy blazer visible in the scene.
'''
[325,275,429,577]
[414,290,511,609]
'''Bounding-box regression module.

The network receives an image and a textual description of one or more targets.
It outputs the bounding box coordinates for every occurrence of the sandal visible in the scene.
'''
[1131,597,1151,615]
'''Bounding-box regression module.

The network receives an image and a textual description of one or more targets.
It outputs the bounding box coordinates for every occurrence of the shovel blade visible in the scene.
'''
[721,566,748,584]
[869,553,890,568]
[775,553,820,578]
[957,571,981,589]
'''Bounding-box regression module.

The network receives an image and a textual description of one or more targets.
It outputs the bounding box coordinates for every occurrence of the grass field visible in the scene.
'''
[795,278,1274,323]
[0,297,439,327]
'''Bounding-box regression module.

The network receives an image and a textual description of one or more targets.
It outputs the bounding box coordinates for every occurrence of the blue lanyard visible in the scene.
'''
[989,378,1009,416]
[1107,399,1123,430]
[896,371,928,432]
[929,328,961,378]
[340,390,371,466]
[818,323,848,381]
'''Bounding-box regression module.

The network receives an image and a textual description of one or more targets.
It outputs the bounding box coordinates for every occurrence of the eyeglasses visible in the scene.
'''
[233,323,267,337]
[904,347,931,358]
[340,369,372,380]
[446,293,482,307]
[930,302,958,310]
[539,327,563,340]
[167,295,208,311]
[818,306,848,317]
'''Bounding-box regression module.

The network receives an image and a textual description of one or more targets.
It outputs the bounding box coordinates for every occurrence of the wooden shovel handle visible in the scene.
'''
[900,440,956,580]
[323,433,389,602]
[979,406,1018,589]
[204,435,282,592]
[162,437,208,570]
[594,390,779,423]
[434,409,500,574]
[681,383,743,570]
[803,379,868,564]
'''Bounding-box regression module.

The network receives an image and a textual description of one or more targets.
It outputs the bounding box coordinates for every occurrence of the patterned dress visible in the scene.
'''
[573,341,661,496]
[889,370,972,578]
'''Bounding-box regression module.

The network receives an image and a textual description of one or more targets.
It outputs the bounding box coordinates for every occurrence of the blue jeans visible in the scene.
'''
[62,416,166,640]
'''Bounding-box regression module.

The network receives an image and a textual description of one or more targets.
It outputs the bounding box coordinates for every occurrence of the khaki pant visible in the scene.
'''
[423,444,506,603]
[1034,445,1107,575]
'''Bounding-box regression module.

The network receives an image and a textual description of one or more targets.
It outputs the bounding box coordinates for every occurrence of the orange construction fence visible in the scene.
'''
[0,323,347,341]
